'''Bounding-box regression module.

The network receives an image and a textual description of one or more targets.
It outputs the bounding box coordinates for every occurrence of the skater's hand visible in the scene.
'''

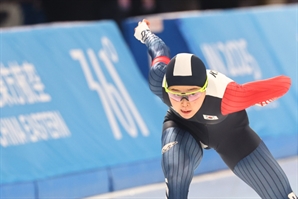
[134,19,151,43]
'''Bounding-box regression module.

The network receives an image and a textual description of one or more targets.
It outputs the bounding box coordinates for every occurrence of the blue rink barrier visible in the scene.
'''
[122,3,297,155]
[0,20,168,198]
[176,4,297,140]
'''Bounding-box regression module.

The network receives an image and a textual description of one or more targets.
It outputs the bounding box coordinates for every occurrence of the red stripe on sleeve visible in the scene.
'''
[221,75,291,115]
[151,56,170,66]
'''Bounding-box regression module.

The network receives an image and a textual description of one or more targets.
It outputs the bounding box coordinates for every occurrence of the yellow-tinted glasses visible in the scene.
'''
[162,77,208,102]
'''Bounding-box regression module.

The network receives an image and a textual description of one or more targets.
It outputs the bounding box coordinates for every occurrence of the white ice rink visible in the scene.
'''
[86,156,298,199]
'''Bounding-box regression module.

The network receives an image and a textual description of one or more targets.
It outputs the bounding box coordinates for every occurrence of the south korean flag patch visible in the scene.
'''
[203,114,219,120]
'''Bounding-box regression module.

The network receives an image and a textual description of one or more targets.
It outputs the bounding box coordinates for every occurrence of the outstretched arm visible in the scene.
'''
[221,75,291,115]
[134,19,171,99]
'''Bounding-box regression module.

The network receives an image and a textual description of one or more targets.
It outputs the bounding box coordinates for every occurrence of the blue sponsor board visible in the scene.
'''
[177,5,297,140]
[123,5,297,144]
[122,4,297,179]
[1,21,167,197]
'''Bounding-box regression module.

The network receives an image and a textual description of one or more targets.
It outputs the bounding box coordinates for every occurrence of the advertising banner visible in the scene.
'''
[177,5,297,141]
[0,21,167,185]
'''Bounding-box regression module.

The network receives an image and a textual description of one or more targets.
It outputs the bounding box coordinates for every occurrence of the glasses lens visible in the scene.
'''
[168,93,183,101]
[168,92,202,102]
[187,92,202,101]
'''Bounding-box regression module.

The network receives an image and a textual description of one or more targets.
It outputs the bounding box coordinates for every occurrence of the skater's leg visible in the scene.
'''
[161,127,203,199]
[233,141,297,199]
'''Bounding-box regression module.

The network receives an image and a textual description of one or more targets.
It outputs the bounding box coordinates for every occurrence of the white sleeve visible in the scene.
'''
[206,70,234,98]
